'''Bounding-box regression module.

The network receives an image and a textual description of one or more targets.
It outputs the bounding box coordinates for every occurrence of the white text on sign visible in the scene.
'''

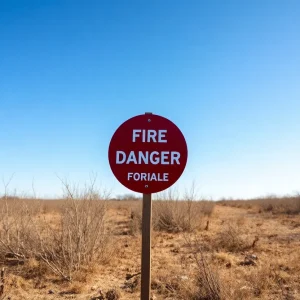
[114,129,182,182]
[116,129,181,165]
[128,172,169,181]
[132,129,167,143]
[116,151,180,165]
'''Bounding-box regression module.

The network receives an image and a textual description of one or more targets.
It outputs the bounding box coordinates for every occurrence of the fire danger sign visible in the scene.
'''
[108,113,188,194]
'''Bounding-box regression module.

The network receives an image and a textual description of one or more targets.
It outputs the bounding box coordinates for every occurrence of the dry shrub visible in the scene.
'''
[200,201,215,217]
[151,270,190,299]
[215,223,249,252]
[242,267,271,298]
[105,288,121,300]
[128,187,215,234]
[192,254,221,300]
[128,202,142,236]
[222,263,290,299]
[4,273,30,292]
[218,194,300,215]
[0,178,114,281]
[257,194,300,214]
[152,188,214,233]
[0,198,43,261]
[22,258,48,280]
[183,236,221,300]
[39,199,65,214]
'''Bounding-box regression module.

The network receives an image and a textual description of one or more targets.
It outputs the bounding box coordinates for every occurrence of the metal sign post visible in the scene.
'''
[141,193,152,300]
[141,113,152,300]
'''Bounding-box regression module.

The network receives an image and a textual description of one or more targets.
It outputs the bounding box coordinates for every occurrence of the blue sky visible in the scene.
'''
[1,0,299,199]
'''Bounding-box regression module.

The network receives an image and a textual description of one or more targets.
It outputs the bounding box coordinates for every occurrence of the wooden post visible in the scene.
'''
[141,193,152,300]
[0,268,5,296]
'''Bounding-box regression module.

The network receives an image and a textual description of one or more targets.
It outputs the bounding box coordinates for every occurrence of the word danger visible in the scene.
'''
[128,172,169,181]
[115,129,181,165]
[116,151,180,165]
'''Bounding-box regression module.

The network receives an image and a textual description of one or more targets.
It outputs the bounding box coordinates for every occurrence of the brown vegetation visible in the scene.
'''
[218,194,300,214]
[0,188,299,299]
[0,180,113,284]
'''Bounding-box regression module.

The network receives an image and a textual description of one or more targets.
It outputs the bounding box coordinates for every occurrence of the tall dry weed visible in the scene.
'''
[128,186,215,234]
[215,223,249,252]
[184,236,222,300]
[0,177,114,281]
[152,187,215,233]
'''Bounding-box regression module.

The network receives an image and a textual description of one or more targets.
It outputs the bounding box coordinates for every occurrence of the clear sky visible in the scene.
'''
[1,0,299,199]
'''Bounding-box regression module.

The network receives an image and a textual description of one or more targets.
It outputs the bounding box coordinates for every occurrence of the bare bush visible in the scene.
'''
[0,177,113,281]
[193,253,221,299]
[215,223,249,252]
[258,194,300,214]
[0,198,43,261]
[129,203,142,236]
[127,186,215,234]
[152,187,215,233]
[184,236,221,300]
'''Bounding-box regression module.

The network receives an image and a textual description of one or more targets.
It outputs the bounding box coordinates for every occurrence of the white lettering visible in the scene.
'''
[138,151,148,164]
[117,151,181,165]
[150,173,157,181]
[149,151,159,164]
[126,151,137,164]
[116,151,126,164]
[142,129,146,142]
[161,151,169,164]
[131,129,168,143]
[147,130,157,142]
[171,152,180,164]
[127,172,169,181]
[132,130,141,142]
[158,130,167,143]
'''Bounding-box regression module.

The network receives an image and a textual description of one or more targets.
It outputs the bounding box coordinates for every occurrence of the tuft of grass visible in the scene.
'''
[214,223,249,252]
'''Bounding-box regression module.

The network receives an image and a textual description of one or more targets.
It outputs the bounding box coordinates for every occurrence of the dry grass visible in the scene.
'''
[0,180,114,284]
[219,194,300,214]
[127,200,214,235]
[0,187,300,299]
[214,222,253,253]
[152,200,214,233]
[184,237,221,300]
[128,186,215,235]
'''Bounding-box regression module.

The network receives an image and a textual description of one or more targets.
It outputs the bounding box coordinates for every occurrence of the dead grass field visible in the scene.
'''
[0,194,299,300]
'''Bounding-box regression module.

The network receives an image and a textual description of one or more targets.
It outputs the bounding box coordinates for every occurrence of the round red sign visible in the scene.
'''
[108,113,188,194]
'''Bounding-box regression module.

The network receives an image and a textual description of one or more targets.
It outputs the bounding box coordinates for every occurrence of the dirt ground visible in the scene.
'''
[1,202,300,300]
